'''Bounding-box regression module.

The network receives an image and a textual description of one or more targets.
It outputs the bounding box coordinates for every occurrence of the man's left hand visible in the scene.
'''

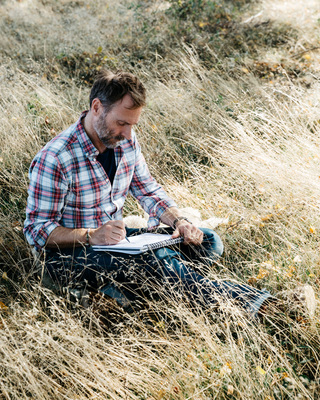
[171,221,203,246]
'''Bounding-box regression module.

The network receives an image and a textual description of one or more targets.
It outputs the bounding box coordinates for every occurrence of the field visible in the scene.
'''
[1,0,320,398]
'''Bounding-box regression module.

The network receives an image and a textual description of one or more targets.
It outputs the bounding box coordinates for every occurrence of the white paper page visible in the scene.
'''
[92,233,173,251]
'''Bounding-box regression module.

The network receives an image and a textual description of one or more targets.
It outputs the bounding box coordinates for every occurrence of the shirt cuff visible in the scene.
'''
[33,221,61,249]
[147,199,177,229]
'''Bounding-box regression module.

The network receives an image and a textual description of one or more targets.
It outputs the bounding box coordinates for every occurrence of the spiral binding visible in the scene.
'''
[145,236,184,251]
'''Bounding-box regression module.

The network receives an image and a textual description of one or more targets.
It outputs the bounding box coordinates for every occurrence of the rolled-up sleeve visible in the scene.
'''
[24,151,68,249]
[129,140,177,229]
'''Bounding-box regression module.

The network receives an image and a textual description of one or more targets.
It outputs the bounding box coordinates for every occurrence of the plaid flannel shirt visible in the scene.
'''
[24,111,176,249]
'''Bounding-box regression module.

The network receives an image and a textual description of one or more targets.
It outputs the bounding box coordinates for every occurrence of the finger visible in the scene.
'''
[195,230,204,243]
[190,227,203,242]
[105,222,126,237]
[184,229,203,245]
[181,226,192,241]
[172,229,181,238]
[182,231,193,244]
[112,227,126,239]
[109,231,125,243]
[107,220,126,229]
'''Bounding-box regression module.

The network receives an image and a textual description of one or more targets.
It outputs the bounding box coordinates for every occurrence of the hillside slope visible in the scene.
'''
[1,0,320,398]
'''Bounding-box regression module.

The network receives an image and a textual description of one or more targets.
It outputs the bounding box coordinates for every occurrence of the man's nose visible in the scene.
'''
[122,125,132,140]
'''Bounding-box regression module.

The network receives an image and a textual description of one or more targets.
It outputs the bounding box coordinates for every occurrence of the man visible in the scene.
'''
[24,70,289,317]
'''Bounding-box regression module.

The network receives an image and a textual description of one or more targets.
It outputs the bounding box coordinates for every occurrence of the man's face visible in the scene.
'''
[93,94,142,149]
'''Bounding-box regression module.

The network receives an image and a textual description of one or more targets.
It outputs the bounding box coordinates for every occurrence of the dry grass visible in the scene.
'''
[1,286,319,399]
[1,0,320,398]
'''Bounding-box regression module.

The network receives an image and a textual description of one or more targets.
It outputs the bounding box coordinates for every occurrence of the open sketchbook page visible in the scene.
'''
[92,233,183,254]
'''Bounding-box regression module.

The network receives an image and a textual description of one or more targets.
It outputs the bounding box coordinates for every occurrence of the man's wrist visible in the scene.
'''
[85,228,91,246]
[172,216,192,229]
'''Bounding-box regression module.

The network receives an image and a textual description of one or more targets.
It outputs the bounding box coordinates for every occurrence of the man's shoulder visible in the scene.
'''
[44,122,78,152]
[36,122,81,163]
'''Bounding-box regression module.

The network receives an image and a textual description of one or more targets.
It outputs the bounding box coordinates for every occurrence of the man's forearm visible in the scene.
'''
[160,207,183,228]
[46,226,88,248]
[45,220,127,248]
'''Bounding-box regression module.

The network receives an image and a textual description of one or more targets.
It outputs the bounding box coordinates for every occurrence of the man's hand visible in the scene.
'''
[160,207,204,246]
[89,220,126,246]
[172,220,203,246]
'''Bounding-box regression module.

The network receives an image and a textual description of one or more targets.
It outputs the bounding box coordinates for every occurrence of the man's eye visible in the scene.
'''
[118,122,125,126]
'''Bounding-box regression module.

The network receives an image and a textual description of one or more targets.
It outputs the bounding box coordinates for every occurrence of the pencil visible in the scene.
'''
[104,210,130,242]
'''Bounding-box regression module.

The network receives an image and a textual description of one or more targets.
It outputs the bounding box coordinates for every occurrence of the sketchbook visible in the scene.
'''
[92,233,184,255]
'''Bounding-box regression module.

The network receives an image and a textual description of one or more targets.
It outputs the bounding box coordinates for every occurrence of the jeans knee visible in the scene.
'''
[200,228,224,258]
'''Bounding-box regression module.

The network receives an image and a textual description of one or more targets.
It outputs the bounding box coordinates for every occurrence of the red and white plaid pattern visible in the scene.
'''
[24,111,176,249]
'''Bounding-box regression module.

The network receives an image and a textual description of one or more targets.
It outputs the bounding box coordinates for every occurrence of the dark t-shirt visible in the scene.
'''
[97,148,117,185]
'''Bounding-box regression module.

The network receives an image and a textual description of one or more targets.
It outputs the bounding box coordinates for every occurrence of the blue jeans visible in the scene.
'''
[44,227,272,317]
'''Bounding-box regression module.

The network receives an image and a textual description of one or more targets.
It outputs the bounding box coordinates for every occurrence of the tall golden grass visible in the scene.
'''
[0,0,320,398]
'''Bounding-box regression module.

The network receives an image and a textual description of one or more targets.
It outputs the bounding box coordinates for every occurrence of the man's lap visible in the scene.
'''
[43,227,223,289]
[42,227,272,317]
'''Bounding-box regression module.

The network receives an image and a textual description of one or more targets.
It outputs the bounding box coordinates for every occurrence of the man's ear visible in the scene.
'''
[91,98,102,116]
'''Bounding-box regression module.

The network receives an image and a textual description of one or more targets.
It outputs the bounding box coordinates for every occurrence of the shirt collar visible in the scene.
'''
[76,110,99,157]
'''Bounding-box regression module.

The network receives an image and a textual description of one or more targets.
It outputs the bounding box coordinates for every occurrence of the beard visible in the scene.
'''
[93,112,124,149]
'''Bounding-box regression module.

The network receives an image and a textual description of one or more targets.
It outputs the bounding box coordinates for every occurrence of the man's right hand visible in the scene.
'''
[89,220,126,246]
